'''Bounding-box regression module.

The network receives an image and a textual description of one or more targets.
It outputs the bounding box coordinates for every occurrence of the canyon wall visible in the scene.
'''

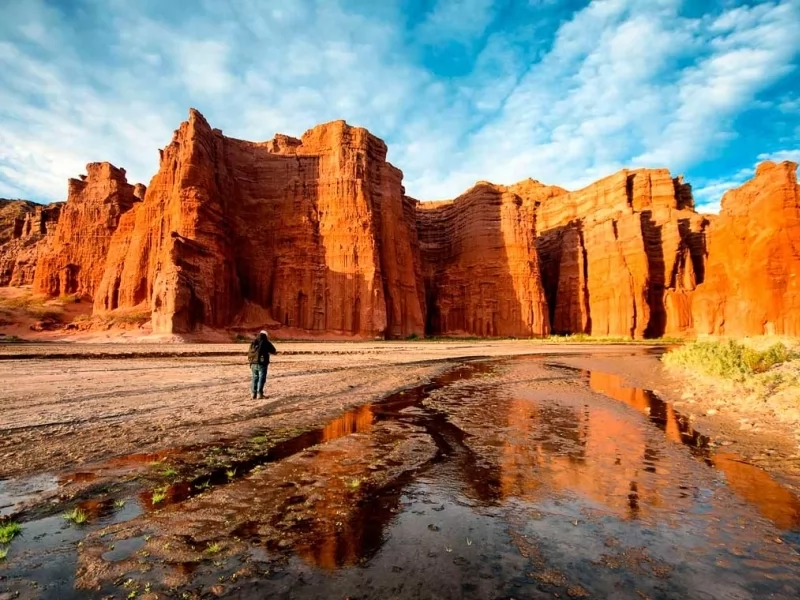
[692,161,800,337]
[534,169,708,338]
[415,182,550,337]
[2,107,798,339]
[93,110,425,336]
[0,200,62,287]
[32,163,143,299]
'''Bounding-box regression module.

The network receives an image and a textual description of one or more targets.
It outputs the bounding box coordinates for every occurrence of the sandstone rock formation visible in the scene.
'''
[94,110,426,336]
[0,200,62,286]
[692,161,800,337]
[2,108,799,340]
[416,182,550,337]
[534,169,707,338]
[32,163,143,299]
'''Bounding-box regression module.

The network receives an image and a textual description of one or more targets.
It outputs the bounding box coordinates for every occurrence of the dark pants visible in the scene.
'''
[251,363,268,396]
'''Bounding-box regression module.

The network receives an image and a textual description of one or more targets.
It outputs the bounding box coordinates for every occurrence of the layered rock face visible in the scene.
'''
[534,169,707,338]
[32,163,143,298]
[0,200,62,286]
[94,110,426,336]
[4,107,799,339]
[416,182,551,337]
[692,161,800,336]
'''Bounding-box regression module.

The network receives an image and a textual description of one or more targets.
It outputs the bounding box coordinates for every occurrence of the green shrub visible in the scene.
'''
[0,521,22,544]
[663,340,795,381]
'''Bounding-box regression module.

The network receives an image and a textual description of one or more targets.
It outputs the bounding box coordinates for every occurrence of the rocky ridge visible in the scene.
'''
[0,199,62,287]
[1,108,797,339]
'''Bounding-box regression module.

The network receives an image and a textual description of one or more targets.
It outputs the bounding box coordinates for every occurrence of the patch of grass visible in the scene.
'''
[0,547,8,561]
[151,487,168,504]
[250,435,269,444]
[0,334,23,343]
[106,310,151,326]
[62,508,88,524]
[0,292,65,321]
[663,340,796,381]
[405,332,419,340]
[204,541,223,555]
[226,468,236,479]
[113,499,127,509]
[346,477,362,490]
[233,333,249,343]
[0,521,22,544]
[160,465,178,478]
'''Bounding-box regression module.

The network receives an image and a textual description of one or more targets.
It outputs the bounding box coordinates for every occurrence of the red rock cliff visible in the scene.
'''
[94,109,426,336]
[5,108,800,341]
[693,161,800,336]
[32,163,142,298]
[415,181,550,337]
[534,168,707,338]
[0,200,62,286]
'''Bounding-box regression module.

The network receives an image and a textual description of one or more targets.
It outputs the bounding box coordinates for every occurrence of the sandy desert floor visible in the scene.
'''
[1,341,799,599]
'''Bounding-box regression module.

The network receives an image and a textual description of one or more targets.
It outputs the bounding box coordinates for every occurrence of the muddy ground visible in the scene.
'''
[1,341,799,599]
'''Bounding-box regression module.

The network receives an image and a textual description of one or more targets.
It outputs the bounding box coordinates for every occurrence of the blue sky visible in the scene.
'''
[0,0,798,212]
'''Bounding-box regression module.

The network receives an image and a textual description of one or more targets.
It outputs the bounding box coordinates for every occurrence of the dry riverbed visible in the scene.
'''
[1,341,799,599]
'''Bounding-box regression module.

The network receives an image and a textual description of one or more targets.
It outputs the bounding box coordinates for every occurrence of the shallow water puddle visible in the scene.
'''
[0,473,58,517]
[2,356,800,599]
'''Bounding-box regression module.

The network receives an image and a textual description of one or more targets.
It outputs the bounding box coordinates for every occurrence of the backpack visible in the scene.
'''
[247,339,259,364]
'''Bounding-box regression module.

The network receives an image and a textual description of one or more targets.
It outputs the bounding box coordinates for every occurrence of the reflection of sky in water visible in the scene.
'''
[0,473,58,517]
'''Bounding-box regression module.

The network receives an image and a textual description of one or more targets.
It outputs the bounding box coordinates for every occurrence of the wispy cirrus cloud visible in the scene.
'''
[0,0,798,214]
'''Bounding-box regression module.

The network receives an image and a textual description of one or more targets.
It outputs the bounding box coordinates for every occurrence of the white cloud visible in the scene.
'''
[693,147,800,213]
[693,167,753,213]
[0,0,798,209]
[758,149,800,163]
[415,0,498,43]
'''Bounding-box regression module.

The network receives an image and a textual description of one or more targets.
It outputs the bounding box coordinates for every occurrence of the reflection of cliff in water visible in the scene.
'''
[712,453,800,530]
[588,369,800,530]
[499,398,676,519]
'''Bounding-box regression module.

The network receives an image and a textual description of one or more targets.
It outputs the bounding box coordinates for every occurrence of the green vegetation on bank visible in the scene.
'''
[663,340,797,382]
[62,507,88,524]
[0,521,22,544]
[0,292,69,322]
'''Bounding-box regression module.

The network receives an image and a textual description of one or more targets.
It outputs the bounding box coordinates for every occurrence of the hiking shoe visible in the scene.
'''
[252,394,257,400]
[258,394,266,400]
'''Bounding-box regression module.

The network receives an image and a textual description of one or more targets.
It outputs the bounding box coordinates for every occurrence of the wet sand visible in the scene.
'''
[0,341,658,479]
[2,343,800,599]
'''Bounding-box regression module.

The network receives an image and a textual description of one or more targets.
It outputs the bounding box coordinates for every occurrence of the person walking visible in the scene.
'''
[247,330,277,399]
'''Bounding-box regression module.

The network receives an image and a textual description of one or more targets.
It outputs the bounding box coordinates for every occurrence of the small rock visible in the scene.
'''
[428,524,440,532]
[720,440,734,446]
[706,409,718,416]
[210,585,226,597]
